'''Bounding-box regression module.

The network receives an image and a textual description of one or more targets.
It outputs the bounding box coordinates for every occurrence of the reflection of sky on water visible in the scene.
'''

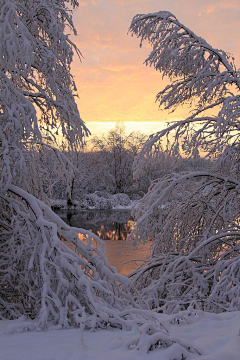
[56,209,152,275]
[55,209,135,241]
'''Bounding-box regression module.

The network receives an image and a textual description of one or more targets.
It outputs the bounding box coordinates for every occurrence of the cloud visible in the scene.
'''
[198,0,240,16]
[79,0,98,6]
[70,0,240,127]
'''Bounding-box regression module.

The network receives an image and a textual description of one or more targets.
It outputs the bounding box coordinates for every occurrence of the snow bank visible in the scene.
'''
[0,310,239,360]
[52,192,132,210]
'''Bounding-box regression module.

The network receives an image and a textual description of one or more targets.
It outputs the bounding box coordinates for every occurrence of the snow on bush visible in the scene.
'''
[52,192,132,210]
[80,192,131,210]
[128,172,240,313]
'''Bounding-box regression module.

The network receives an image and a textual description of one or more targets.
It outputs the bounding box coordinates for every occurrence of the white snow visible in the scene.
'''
[51,192,134,210]
[1,311,239,360]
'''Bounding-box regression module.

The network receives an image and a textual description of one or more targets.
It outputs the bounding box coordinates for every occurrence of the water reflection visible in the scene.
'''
[55,209,135,241]
[55,209,151,275]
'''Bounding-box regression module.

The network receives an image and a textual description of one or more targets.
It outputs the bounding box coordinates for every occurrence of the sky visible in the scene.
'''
[70,0,240,137]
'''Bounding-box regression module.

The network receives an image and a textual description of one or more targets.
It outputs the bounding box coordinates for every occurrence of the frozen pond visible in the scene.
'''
[55,209,151,275]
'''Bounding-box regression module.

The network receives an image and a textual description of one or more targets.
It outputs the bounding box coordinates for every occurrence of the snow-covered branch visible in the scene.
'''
[130,11,240,168]
[128,10,240,317]
[0,185,143,329]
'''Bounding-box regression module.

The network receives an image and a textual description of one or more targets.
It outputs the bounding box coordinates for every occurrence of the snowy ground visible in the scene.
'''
[1,311,239,360]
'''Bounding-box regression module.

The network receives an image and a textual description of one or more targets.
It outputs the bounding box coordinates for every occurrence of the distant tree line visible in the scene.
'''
[47,123,210,205]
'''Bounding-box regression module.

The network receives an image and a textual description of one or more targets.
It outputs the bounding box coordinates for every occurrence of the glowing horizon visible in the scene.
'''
[86,120,170,138]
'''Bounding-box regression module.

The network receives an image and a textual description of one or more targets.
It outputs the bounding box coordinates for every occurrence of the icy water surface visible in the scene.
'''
[55,209,151,275]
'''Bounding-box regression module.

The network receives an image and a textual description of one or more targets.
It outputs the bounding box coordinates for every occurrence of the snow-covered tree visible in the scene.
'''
[49,125,148,204]
[92,123,147,194]
[0,0,141,329]
[128,11,240,313]
[2,4,238,354]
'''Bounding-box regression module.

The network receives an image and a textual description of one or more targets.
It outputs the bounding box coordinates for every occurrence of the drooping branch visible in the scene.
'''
[130,11,240,90]
[0,185,144,328]
[128,168,240,313]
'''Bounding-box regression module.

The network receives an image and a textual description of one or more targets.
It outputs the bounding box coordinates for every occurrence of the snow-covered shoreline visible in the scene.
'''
[51,192,135,211]
[1,311,239,360]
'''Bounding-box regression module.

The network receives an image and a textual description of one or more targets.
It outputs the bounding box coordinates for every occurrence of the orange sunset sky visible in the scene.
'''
[70,0,240,137]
